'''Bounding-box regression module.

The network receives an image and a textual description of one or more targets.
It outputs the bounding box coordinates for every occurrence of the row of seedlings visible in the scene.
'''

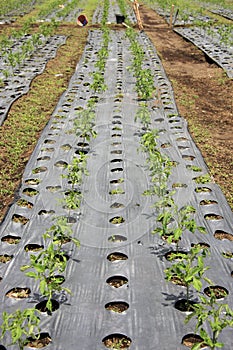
[0,18,66,125]
[127,27,233,349]
[0,20,108,348]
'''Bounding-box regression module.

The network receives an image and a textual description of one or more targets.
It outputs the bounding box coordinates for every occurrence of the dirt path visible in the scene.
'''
[140,4,233,209]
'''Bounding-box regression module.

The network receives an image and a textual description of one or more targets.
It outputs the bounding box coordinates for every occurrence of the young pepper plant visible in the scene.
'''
[185,289,233,349]
[165,246,211,310]
[0,308,40,350]
[154,205,206,251]
[20,240,70,313]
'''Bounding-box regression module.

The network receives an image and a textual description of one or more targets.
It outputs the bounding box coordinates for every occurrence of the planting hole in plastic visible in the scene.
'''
[1,235,21,244]
[26,332,52,348]
[105,301,129,313]
[108,235,127,243]
[36,299,59,313]
[24,244,44,252]
[54,161,68,168]
[32,166,47,174]
[102,333,131,348]
[23,188,39,197]
[0,254,13,263]
[182,334,205,348]
[204,285,228,299]
[17,199,33,209]
[12,214,29,225]
[214,230,233,241]
[107,252,128,262]
[204,213,223,221]
[106,276,128,288]
[46,186,61,192]
[109,216,125,224]
[6,287,31,299]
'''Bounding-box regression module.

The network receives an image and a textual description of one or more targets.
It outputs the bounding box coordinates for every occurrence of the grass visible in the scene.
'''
[0,11,91,222]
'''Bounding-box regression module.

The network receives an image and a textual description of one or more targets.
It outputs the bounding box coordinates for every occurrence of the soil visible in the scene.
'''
[140,5,233,210]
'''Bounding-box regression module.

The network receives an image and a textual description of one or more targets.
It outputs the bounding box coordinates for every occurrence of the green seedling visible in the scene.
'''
[135,103,151,131]
[45,216,80,248]
[154,205,206,251]
[0,308,40,350]
[165,246,211,309]
[21,242,69,313]
[185,289,233,349]
[109,188,125,195]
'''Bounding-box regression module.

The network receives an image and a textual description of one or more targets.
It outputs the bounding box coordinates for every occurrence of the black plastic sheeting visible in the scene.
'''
[92,0,136,24]
[0,35,67,126]
[211,8,233,21]
[0,27,233,350]
[174,26,233,78]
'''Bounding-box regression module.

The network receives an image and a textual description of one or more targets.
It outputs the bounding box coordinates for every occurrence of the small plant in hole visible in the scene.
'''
[0,308,40,350]
[185,289,233,349]
[154,205,206,251]
[20,233,72,314]
[45,216,80,248]
[109,188,125,195]
[165,246,211,311]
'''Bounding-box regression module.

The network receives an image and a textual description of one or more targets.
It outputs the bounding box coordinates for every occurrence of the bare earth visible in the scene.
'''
[140,5,233,209]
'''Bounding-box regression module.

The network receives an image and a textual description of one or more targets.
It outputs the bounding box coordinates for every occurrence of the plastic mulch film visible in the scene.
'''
[174,26,233,78]
[0,35,67,126]
[92,0,136,24]
[211,8,233,21]
[0,28,233,350]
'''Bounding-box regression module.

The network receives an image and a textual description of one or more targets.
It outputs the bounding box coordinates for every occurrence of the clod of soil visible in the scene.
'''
[204,285,228,299]
[26,332,52,348]
[107,252,128,262]
[105,301,129,313]
[6,287,31,299]
[214,230,233,241]
[182,334,206,348]
[106,276,128,288]
[24,244,44,252]
[0,254,13,263]
[1,235,21,244]
[36,299,59,313]
[102,334,132,349]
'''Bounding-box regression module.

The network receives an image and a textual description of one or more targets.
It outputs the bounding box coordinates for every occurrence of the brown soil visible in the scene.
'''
[140,5,233,210]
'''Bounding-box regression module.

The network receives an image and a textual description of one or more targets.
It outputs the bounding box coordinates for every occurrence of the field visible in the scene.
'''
[0,0,233,349]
